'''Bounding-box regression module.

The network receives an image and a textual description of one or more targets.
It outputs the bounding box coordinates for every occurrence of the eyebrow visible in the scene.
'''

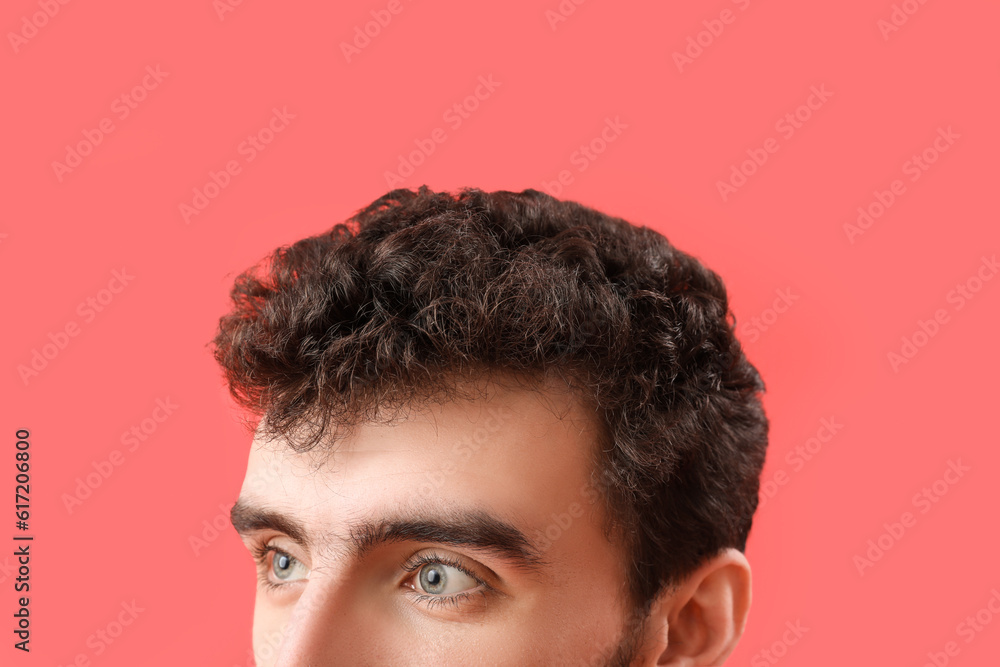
[230,499,547,573]
[230,500,310,545]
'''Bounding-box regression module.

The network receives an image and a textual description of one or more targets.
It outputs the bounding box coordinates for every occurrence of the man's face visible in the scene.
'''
[231,376,649,665]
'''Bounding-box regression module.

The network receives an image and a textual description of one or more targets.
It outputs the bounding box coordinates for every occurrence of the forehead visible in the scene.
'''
[240,374,604,535]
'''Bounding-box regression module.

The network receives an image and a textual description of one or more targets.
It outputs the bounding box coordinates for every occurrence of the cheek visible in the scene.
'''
[248,591,624,666]
[434,612,625,666]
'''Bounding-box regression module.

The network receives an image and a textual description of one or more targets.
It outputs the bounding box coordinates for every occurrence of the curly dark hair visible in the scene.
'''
[212,185,768,611]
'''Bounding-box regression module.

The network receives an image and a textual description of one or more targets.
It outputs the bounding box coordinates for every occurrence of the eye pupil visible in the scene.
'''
[273,552,293,579]
[419,564,446,594]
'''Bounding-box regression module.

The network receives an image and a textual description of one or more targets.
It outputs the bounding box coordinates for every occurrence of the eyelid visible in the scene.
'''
[247,533,309,563]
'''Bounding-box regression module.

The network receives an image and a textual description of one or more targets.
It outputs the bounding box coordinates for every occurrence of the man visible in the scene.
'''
[214,186,769,665]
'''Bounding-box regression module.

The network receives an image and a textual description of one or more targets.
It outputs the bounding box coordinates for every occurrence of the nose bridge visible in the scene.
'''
[271,571,363,666]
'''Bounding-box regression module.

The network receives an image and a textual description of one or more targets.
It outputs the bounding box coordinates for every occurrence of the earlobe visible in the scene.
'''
[642,548,752,666]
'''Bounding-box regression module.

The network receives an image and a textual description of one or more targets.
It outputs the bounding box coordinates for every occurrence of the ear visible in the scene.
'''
[638,548,752,666]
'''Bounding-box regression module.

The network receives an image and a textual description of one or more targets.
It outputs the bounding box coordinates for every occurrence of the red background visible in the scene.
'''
[3,1,999,664]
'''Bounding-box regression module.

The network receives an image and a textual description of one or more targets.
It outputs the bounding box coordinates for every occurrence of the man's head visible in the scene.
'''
[214,186,768,665]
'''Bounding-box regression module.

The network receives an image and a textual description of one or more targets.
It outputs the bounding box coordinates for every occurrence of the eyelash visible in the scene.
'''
[400,552,493,610]
[249,542,494,609]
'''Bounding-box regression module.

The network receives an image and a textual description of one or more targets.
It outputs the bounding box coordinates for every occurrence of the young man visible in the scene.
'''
[214,186,769,666]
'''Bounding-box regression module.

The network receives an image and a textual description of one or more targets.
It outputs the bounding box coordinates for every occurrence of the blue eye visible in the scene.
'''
[251,543,309,587]
[415,561,479,596]
[401,554,495,611]
[272,551,301,580]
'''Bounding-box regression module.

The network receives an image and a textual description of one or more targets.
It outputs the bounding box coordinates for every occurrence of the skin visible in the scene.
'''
[231,373,752,666]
